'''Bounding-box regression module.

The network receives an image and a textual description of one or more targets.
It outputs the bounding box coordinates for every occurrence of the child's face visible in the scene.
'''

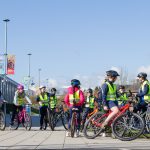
[87,92,91,97]
[119,89,125,93]
[18,89,23,93]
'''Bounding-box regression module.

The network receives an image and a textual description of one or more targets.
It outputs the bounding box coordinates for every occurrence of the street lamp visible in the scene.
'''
[27,53,32,78]
[3,19,10,75]
[38,68,41,87]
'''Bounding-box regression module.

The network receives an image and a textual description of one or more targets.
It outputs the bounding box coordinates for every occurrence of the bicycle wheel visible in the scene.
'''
[48,110,55,131]
[61,111,69,130]
[0,111,5,131]
[83,112,106,139]
[70,113,76,137]
[112,112,145,141]
[10,114,19,130]
[143,113,150,138]
[24,113,32,130]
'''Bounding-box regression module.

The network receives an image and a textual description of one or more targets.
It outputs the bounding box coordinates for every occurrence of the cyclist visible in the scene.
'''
[64,79,85,137]
[134,72,150,113]
[117,85,132,107]
[101,70,120,129]
[50,88,58,111]
[81,88,96,131]
[37,85,50,130]
[10,84,32,127]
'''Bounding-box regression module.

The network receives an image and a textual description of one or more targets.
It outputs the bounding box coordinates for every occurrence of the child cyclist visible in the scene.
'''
[10,84,32,127]
[101,70,120,129]
[64,79,85,137]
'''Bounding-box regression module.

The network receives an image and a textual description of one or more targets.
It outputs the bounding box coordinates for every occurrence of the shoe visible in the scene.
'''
[40,126,43,130]
[74,130,79,138]
[101,132,106,137]
[44,126,47,130]
[101,122,108,129]
[66,131,71,137]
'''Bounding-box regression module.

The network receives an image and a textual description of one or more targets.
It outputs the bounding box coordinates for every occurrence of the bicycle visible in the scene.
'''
[83,100,145,141]
[10,104,32,130]
[49,105,69,131]
[137,101,150,138]
[70,107,79,137]
[80,107,98,132]
[0,100,7,131]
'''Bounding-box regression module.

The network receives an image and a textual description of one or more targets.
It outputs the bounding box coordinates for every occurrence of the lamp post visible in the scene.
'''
[38,68,41,87]
[27,53,32,78]
[3,19,10,75]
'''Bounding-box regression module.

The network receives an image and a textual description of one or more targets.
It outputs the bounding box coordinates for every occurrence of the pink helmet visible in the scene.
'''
[17,84,24,90]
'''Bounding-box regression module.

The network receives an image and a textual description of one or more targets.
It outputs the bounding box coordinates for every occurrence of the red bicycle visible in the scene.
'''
[10,104,32,130]
[83,101,145,141]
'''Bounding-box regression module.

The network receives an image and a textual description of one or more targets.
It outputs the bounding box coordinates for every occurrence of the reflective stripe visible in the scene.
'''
[106,82,117,101]
[69,90,80,104]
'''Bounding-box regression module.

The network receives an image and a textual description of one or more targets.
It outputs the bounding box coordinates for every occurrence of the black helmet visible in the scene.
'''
[87,88,93,94]
[51,88,56,92]
[119,85,125,89]
[71,79,80,87]
[137,72,147,79]
[106,70,120,77]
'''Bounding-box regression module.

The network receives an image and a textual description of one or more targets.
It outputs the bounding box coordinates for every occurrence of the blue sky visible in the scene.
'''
[0,0,150,88]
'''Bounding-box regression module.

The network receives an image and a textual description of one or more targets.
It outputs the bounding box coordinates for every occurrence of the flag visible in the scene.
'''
[7,55,15,75]
[0,55,5,74]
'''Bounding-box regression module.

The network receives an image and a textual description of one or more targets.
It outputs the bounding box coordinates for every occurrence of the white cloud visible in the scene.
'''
[138,66,150,74]
[110,66,121,74]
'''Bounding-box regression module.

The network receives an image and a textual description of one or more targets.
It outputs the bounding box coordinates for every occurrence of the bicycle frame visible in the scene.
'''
[92,103,131,127]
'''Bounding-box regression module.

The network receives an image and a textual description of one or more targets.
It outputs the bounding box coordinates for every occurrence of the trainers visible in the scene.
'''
[40,126,43,130]
[74,130,79,138]
[66,131,71,137]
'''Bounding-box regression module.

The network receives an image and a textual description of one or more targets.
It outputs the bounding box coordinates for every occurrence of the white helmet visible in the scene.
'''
[39,85,46,89]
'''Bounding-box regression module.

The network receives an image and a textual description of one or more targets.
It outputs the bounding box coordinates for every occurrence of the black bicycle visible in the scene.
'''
[138,101,150,138]
[0,100,7,131]
[49,105,69,131]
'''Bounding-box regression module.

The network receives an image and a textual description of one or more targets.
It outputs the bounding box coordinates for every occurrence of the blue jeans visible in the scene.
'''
[82,107,94,122]
[68,106,81,130]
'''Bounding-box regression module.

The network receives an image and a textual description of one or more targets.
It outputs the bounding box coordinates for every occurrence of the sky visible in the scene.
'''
[0,0,150,88]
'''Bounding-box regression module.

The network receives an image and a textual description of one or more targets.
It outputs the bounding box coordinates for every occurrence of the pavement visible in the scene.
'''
[0,115,149,149]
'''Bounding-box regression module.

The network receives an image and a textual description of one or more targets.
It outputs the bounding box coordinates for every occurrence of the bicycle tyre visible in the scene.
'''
[83,112,106,139]
[112,112,145,141]
[10,114,19,130]
[24,113,32,131]
[61,112,69,130]
[70,113,76,137]
[143,113,150,138]
[0,111,5,131]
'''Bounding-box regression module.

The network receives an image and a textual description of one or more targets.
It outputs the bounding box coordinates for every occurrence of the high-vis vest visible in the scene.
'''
[106,82,117,101]
[85,97,94,108]
[118,93,128,105]
[39,93,48,106]
[17,92,25,105]
[141,80,150,101]
[69,90,80,104]
[50,96,57,108]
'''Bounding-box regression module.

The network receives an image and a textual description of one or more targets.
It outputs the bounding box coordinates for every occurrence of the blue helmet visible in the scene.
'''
[71,79,80,87]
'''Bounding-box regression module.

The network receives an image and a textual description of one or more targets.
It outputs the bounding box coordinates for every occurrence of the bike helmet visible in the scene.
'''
[71,79,80,87]
[39,85,46,89]
[106,70,120,77]
[87,88,93,94]
[51,88,57,92]
[137,72,147,79]
[119,85,125,89]
[17,84,24,90]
